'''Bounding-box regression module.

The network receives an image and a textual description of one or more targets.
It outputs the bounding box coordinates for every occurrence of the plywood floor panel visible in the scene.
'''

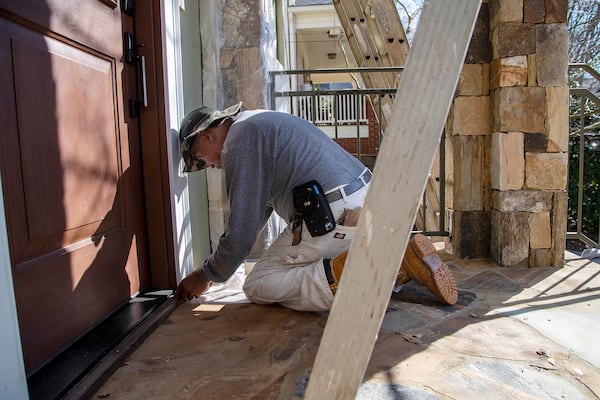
[95,303,325,400]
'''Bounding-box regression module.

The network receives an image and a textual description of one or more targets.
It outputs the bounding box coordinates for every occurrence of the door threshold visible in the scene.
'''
[27,290,177,400]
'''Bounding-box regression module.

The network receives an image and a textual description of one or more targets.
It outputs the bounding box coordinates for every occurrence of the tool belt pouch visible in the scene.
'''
[292,180,336,237]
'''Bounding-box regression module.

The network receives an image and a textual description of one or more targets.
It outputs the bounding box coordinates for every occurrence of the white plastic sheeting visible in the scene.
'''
[581,248,600,259]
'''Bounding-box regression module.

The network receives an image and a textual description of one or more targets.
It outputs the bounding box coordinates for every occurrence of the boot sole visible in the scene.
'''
[396,260,412,285]
[403,234,458,305]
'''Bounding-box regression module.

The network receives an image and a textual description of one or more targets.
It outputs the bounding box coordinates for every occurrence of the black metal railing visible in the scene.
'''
[568,63,600,248]
[268,67,448,237]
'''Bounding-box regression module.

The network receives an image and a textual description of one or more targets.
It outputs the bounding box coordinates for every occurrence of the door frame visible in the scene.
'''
[133,0,180,289]
[145,0,196,284]
[143,0,204,285]
[119,0,198,288]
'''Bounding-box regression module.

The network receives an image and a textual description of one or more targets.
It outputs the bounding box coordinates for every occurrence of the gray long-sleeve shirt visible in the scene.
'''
[199,110,366,282]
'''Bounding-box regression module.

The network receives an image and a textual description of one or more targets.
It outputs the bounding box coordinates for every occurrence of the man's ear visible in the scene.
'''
[207,122,228,142]
[201,130,215,142]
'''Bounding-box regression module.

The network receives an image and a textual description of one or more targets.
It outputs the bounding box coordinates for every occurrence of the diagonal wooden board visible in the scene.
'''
[303,1,482,399]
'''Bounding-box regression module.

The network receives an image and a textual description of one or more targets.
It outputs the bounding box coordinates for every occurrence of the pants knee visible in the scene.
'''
[242,274,266,304]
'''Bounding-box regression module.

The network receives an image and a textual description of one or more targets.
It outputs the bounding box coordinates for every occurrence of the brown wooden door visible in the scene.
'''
[0,1,150,373]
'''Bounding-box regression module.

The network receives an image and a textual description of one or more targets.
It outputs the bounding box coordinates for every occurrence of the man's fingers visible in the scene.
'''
[175,288,188,302]
[176,271,212,302]
[175,278,192,302]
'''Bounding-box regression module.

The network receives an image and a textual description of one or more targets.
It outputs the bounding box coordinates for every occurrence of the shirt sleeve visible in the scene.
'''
[198,124,275,282]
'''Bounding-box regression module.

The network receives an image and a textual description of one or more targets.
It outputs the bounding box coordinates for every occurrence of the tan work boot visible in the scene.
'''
[401,234,458,305]
[328,234,458,305]
[328,251,412,295]
[328,250,347,294]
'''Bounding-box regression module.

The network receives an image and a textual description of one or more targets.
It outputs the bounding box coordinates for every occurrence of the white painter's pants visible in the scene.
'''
[243,182,369,311]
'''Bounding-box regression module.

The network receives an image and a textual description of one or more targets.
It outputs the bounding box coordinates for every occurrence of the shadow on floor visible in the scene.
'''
[92,252,600,400]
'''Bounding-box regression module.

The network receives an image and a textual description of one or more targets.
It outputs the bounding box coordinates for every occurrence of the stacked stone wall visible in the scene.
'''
[448,0,569,267]
[446,1,493,259]
[220,0,267,109]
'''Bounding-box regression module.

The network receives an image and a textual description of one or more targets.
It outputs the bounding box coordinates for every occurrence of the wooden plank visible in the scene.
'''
[303,1,481,399]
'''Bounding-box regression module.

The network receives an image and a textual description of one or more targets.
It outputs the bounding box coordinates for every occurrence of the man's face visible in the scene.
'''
[190,129,223,169]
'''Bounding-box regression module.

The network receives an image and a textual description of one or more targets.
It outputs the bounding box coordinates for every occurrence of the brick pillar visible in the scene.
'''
[487,0,568,266]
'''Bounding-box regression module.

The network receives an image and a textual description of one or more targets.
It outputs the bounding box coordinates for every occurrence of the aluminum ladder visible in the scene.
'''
[333,0,444,235]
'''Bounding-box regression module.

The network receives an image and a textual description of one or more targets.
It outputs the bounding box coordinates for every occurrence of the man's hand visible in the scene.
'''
[176,271,212,302]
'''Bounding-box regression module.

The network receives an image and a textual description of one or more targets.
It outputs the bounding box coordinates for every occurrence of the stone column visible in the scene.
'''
[446,1,492,259]
[448,0,569,267]
[220,0,268,109]
[488,0,568,266]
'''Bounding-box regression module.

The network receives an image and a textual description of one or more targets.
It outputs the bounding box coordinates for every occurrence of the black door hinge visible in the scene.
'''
[123,32,138,65]
[123,32,147,118]
[122,0,135,16]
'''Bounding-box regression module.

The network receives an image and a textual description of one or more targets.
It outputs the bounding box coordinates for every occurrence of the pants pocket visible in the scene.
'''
[304,224,356,260]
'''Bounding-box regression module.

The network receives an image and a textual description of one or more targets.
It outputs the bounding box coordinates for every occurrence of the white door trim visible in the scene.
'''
[160,0,195,283]
[0,174,30,399]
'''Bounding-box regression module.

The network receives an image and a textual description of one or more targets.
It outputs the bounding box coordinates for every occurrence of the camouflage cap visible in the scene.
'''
[179,102,242,172]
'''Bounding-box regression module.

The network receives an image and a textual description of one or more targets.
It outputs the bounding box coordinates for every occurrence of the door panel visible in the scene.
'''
[11,28,120,259]
[0,1,149,373]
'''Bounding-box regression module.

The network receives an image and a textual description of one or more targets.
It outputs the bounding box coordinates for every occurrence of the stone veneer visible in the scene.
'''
[447,0,568,267]
[219,0,268,109]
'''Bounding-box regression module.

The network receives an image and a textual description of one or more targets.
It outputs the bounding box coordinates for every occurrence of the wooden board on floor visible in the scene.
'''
[94,303,326,399]
[303,1,482,398]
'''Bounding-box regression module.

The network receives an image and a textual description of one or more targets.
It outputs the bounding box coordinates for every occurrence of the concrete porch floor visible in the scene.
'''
[93,251,600,399]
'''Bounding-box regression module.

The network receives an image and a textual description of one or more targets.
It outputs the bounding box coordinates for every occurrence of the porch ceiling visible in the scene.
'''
[296,28,354,70]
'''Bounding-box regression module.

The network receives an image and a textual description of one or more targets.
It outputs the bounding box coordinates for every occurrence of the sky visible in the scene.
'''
[395,0,424,41]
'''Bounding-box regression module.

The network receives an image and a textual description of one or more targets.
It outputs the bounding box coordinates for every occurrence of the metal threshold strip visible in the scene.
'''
[27,290,177,400]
